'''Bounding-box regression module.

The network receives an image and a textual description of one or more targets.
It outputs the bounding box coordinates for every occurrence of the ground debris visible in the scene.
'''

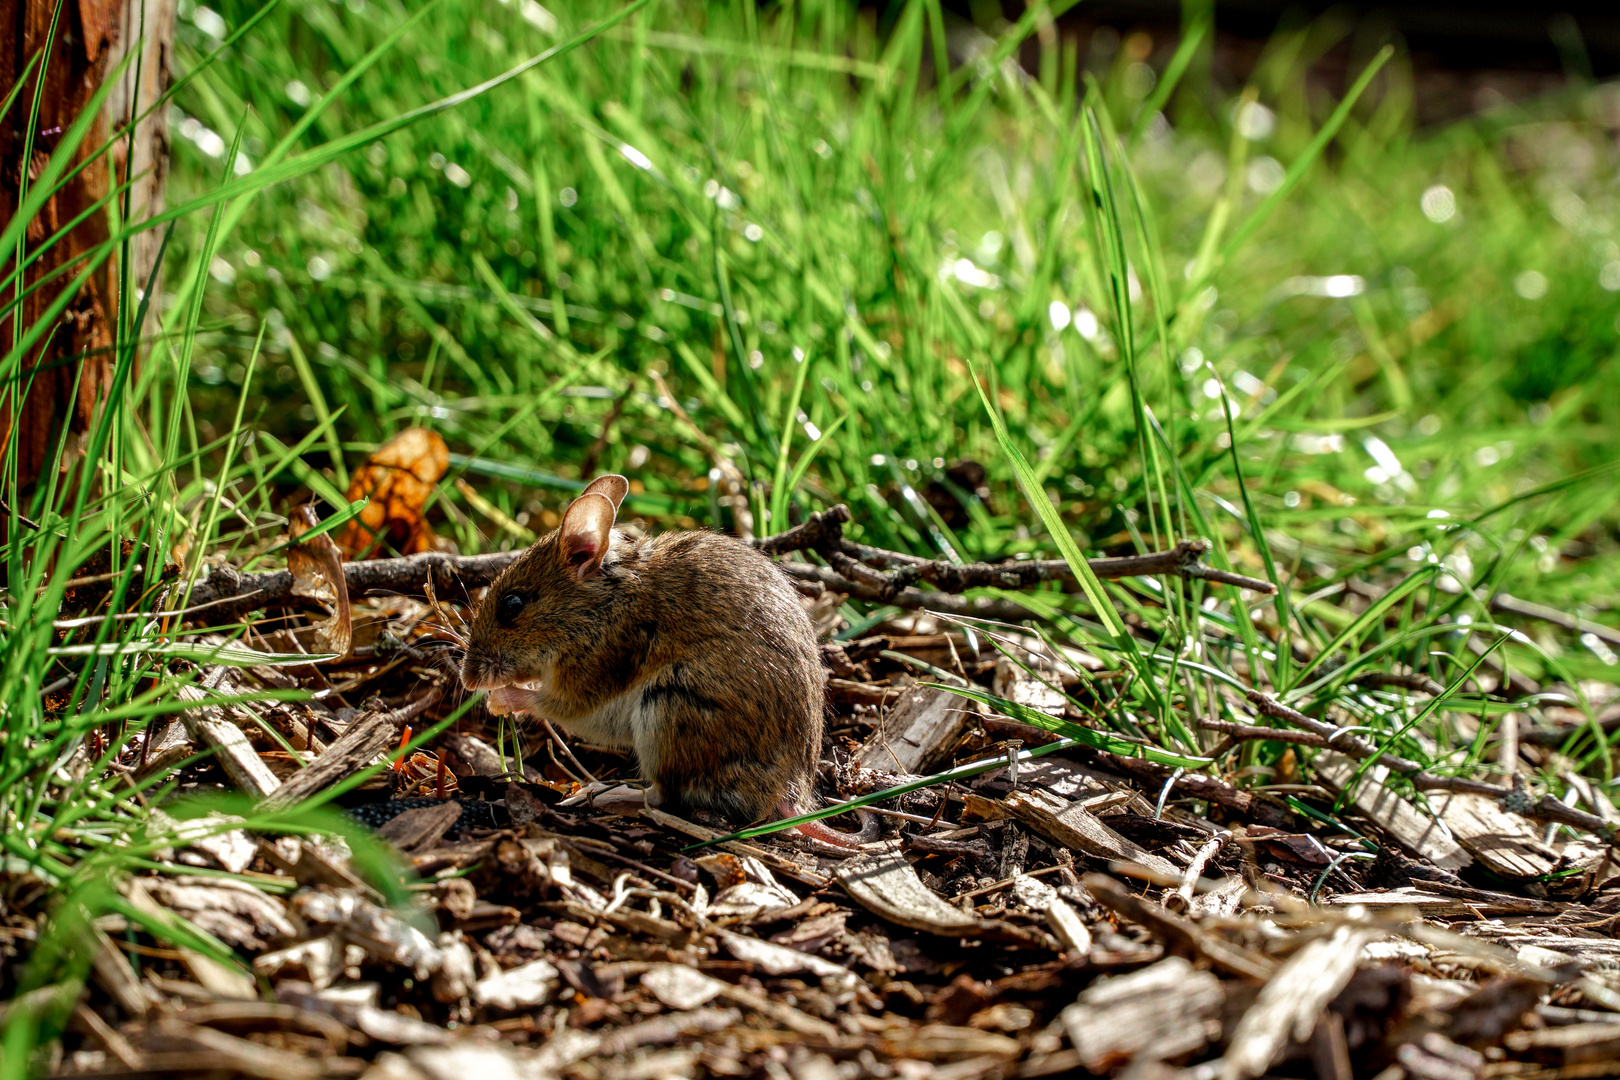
[27,535,1620,1080]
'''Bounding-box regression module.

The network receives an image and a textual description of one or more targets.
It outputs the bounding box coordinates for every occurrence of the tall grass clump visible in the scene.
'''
[172,0,1618,723]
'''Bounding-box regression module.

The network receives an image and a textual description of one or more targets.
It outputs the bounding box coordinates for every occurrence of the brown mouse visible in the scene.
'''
[459,475,876,850]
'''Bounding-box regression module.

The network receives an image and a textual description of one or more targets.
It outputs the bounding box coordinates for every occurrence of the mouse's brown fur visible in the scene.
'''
[460,475,826,826]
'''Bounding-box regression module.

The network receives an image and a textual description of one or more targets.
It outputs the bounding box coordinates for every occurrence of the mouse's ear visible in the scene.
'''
[558,492,616,580]
[580,474,629,512]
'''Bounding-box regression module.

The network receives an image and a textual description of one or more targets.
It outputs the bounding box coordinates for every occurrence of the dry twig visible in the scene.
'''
[177,503,1272,627]
[1243,691,1615,840]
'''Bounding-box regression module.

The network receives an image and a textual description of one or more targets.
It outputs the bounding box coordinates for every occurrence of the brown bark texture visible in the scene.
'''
[1,0,170,489]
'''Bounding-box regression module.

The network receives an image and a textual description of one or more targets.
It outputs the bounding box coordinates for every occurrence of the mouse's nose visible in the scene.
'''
[459,650,496,691]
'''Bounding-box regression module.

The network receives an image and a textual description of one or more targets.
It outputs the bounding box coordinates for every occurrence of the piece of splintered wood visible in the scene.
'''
[835,848,1043,944]
[1005,789,1179,880]
[1060,955,1224,1072]
[855,685,974,774]
[376,800,463,853]
[260,691,437,814]
[177,680,281,800]
[836,848,984,936]
[1431,790,1560,879]
[258,709,397,813]
[1312,751,1472,872]
[1222,923,1379,1080]
[1084,874,1276,982]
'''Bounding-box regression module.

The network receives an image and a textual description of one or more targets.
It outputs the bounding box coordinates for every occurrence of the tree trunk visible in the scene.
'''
[0,0,172,491]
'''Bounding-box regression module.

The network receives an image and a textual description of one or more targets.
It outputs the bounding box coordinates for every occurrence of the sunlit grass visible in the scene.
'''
[3,0,1620,1066]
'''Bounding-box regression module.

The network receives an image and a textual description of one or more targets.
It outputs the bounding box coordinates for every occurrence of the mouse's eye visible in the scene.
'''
[494,591,526,626]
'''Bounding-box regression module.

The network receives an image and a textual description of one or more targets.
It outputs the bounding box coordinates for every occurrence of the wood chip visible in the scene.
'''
[144,876,297,951]
[1044,897,1092,955]
[641,964,727,1010]
[123,878,257,1000]
[856,685,972,773]
[992,656,1068,718]
[874,1024,1021,1061]
[1313,751,1472,871]
[149,809,258,874]
[258,836,377,897]
[403,1042,532,1080]
[1004,789,1178,879]
[1060,956,1223,1071]
[375,800,463,852]
[293,890,443,977]
[473,958,560,1010]
[1430,790,1560,878]
[1014,757,1157,816]
[596,1009,743,1057]
[717,928,855,985]
[717,984,839,1040]
[359,1053,431,1080]
[276,983,456,1046]
[177,681,282,799]
[835,848,985,936]
[260,706,404,812]
[1084,874,1277,982]
[253,935,344,989]
[1222,924,1378,1079]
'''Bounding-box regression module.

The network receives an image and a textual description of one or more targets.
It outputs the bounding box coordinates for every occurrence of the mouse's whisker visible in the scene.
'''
[416,623,468,649]
[422,648,466,680]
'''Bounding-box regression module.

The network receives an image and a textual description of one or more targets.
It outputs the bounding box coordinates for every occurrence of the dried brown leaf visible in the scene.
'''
[288,503,353,658]
[337,427,449,556]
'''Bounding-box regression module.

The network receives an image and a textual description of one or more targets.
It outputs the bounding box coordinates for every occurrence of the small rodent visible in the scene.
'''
[459,475,876,850]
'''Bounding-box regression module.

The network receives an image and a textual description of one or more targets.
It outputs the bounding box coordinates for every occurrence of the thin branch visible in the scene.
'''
[1243,691,1615,840]
[774,562,1061,621]
[1199,716,1337,749]
[172,550,519,619]
[171,502,1268,625]
[754,505,1277,598]
[753,503,852,556]
[1349,671,1446,696]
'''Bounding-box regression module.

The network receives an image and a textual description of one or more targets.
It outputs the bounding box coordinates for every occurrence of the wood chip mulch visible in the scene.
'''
[13,502,1620,1080]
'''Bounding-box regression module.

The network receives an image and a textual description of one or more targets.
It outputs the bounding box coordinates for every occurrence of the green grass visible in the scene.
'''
[164,0,1618,687]
[4,0,1620,1067]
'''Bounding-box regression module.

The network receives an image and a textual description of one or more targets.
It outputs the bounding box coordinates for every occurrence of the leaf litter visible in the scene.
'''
[13,464,1620,1080]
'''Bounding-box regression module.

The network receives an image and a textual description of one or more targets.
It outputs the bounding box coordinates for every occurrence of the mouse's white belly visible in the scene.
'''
[553,687,652,750]
[497,682,660,760]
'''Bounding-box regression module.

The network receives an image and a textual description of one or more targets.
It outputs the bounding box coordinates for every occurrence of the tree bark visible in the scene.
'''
[1,0,171,490]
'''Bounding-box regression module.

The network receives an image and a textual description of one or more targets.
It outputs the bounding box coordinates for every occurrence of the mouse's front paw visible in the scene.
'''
[486,686,543,716]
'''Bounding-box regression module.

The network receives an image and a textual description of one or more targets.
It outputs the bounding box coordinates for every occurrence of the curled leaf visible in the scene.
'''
[289,504,352,659]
